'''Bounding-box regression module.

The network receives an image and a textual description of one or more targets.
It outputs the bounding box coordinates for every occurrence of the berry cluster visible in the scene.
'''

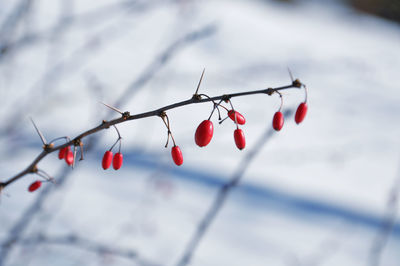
[20,70,308,194]
[195,105,247,150]
[58,145,74,166]
[102,125,123,170]
[271,87,308,131]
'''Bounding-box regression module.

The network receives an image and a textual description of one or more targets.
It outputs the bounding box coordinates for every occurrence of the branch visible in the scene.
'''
[368,160,400,266]
[0,80,302,189]
[18,233,160,266]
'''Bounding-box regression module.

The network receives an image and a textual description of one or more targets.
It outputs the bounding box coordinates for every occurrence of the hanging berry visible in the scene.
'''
[234,129,246,150]
[171,146,183,166]
[195,120,214,147]
[64,147,74,166]
[273,111,284,131]
[228,110,246,125]
[113,152,123,170]
[160,112,183,166]
[102,151,113,170]
[58,147,67,160]
[295,102,308,124]
[28,180,42,192]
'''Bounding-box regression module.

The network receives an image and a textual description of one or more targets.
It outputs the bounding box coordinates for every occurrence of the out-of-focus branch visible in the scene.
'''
[0,0,153,60]
[18,233,160,266]
[368,160,400,266]
[0,1,162,136]
[174,109,294,266]
[0,0,33,51]
[0,22,217,266]
[114,24,217,108]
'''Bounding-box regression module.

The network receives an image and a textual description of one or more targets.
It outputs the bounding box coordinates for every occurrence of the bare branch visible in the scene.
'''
[0,82,301,189]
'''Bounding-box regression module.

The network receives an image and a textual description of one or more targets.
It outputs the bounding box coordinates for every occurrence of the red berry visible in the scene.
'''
[113,152,123,170]
[195,120,214,147]
[58,147,67,160]
[28,180,42,192]
[272,111,284,131]
[171,146,183,166]
[65,147,74,166]
[234,129,246,150]
[295,102,308,124]
[228,110,246,125]
[102,151,113,170]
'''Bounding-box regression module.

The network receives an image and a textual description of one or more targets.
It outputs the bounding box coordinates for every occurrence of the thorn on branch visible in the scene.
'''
[288,67,294,82]
[193,68,205,97]
[101,102,130,120]
[30,117,47,145]
[100,102,123,114]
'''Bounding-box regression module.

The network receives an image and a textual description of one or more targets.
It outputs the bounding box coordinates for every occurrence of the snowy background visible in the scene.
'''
[0,0,399,265]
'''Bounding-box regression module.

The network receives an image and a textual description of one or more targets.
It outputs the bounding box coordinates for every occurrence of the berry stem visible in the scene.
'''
[160,112,177,147]
[49,136,70,144]
[72,146,77,169]
[109,125,122,152]
[79,142,84,161]
[227,99,239,129]
[276,91,284,112]
[207,99,223,121]
[37,169,55,183]
[303,84,308,103]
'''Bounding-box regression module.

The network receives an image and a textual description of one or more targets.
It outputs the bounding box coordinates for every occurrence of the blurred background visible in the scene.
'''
[0,0,400,265]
